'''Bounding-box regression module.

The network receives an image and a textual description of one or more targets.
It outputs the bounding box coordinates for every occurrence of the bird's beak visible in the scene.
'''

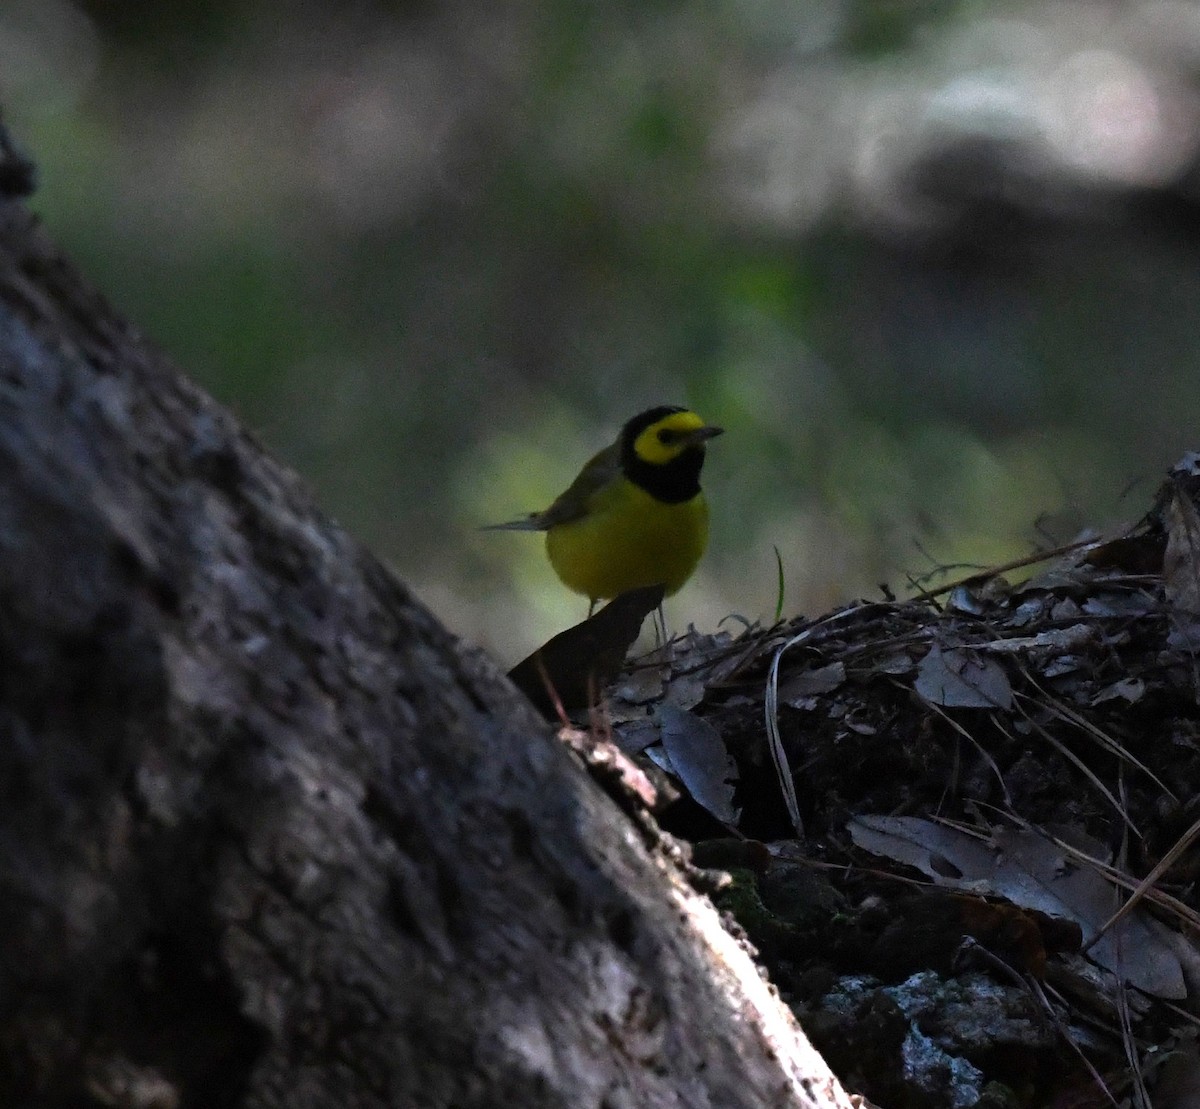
[684,425,724,446]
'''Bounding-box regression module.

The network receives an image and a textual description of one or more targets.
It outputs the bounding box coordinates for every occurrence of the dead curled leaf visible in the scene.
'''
[508,585,664,719]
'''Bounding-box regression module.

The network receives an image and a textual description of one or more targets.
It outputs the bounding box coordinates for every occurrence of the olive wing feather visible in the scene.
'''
[484,441,621,531]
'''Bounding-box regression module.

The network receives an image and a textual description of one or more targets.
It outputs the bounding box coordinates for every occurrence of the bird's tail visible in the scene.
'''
[481,516,546,532]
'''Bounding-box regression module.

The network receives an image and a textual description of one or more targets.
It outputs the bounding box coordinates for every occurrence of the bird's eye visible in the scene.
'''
[657,429,678,444]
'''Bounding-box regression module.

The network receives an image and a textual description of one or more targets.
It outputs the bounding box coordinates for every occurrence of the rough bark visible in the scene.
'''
[0,173,854,1105]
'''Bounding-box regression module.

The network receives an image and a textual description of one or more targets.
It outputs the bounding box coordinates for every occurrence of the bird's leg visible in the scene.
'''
[653,604,669,648]
[587,598,598,619]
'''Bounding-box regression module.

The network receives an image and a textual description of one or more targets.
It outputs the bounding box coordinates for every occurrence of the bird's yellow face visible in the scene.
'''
[632,409,713,466]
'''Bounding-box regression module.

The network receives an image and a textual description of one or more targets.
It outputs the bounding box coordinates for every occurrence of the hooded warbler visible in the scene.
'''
[489,406,723,606]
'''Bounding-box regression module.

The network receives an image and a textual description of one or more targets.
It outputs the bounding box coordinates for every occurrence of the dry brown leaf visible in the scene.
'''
[848,815,1186,999]
[508,585,664,718]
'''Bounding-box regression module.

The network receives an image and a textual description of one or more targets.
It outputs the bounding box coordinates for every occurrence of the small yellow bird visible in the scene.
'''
[489,406,723,608]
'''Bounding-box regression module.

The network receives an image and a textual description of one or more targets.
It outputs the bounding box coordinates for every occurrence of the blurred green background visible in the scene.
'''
[7,0,1200,662]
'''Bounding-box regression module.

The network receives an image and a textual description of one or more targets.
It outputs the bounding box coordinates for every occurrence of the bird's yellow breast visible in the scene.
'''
[544,478,709,602]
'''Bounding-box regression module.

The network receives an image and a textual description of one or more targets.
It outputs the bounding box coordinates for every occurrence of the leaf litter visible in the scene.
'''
[564,455,1200,1108]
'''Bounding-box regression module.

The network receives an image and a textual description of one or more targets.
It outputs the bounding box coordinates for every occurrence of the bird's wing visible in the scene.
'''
[484,441,621,531]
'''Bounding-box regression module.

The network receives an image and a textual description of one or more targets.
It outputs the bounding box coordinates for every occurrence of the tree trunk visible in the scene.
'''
[0,149,853,1106]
